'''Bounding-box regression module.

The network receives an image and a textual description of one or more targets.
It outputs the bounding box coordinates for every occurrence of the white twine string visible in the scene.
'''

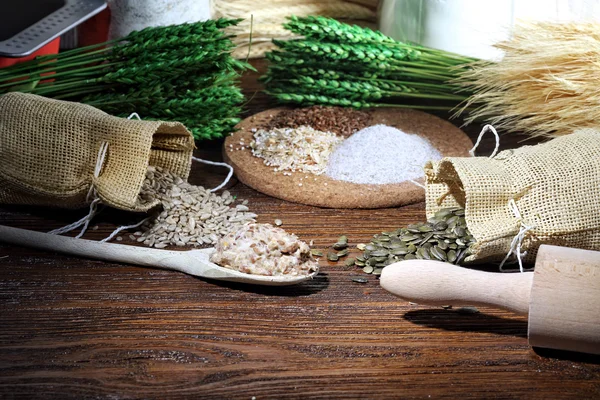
[49,141,109,238]
[469,124,500,158]
[101,217,150,243]
[129,112,234,193]
[409,179,426,189]
[192,156,234,192]
[498,198,535,273]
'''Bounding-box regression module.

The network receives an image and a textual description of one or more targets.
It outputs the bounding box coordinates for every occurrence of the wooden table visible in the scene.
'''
[1,60,599,399]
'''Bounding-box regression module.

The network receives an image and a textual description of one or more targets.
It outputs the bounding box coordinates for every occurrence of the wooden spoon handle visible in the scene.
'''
[0,224,209,273]
[380,260,533,315]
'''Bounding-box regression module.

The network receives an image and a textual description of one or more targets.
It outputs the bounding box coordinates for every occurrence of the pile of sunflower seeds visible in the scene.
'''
[134,166,257,248]
[355,207,474,275]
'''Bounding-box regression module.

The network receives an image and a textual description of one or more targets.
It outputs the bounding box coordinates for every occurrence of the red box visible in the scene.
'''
[0,38,61,68]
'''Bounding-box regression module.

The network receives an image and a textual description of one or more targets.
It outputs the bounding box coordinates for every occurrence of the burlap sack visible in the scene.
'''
[425,129,600,264]
[0,92,195,212]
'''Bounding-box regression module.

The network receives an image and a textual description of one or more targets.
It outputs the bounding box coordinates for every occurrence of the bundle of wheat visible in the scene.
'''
[459,22,600,138]
[211,0,378,59]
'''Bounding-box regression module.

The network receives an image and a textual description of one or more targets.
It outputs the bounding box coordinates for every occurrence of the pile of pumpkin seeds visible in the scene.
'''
[327,235,351,263]
[352,207,474,275]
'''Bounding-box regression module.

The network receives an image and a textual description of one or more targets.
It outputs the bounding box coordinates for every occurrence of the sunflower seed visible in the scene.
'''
[136,166,256,248]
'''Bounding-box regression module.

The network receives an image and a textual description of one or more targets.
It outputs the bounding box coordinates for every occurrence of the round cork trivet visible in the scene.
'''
[223,107,472,208]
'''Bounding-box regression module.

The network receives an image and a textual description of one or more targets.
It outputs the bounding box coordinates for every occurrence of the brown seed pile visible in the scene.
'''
[135,166,257,248]
[265,105,372,137]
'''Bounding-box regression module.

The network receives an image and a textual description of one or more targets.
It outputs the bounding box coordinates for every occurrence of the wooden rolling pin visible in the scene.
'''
[380,245,600,355]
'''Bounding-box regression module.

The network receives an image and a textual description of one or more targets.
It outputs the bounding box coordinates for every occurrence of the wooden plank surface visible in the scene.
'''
[1,59,599,399]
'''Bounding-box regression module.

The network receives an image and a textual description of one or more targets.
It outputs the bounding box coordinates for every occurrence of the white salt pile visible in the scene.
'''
[325,125,442,185]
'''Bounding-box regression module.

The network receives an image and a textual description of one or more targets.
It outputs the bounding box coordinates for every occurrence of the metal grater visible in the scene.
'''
[0,0,107,57]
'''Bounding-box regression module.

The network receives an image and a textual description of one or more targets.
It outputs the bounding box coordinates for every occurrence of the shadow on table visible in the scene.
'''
[208,272,330,297]
[533,347,600,365]
[403,309,528,338]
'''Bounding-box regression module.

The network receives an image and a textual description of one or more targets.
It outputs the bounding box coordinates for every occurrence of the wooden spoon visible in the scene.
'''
[0,225,317,286]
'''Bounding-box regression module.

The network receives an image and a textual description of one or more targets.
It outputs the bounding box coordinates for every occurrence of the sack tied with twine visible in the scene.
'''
[425,129,600,267]
[0,92,195,212]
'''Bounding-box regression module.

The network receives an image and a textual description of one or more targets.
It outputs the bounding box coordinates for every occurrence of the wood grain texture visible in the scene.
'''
[1,59,599,399]
[224,107,472,208]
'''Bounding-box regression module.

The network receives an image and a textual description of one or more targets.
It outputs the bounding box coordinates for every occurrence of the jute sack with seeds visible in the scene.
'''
[424,129,600,267]
[0,92,195,211]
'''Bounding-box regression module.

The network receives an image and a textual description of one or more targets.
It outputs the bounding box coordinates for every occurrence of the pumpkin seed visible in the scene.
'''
[363,266,374,274]
[327,252,339,261]
[391,248,408,256]
[417,247,431,260]
[431,246,447,261]
[357,207,473,275]
[447,250,457,263]
[370,250,389,257]
[333,242,348,250]
[337,249,349,257]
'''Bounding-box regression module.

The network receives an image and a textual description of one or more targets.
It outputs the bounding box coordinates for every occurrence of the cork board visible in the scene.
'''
[223,107,472,209]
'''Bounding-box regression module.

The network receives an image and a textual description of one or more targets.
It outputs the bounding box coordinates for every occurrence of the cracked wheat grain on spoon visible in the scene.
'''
[0,166,318,285]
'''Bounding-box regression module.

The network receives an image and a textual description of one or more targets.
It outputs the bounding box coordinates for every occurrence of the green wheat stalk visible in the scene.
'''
[0,19,249,141]
[264,16,477,110]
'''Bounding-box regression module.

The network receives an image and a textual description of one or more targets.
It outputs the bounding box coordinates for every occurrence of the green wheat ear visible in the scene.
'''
[264,16,477,110]
[0,18,249,141]
[284,15,395,45]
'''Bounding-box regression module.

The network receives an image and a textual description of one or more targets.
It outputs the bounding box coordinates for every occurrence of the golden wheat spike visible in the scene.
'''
[458,22,600,138]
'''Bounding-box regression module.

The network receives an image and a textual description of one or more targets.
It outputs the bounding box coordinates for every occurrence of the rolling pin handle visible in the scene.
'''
[380,260,533,315]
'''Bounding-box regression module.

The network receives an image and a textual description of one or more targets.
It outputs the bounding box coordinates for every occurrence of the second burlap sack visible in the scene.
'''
[425,129,600,264]
[0,92,195,212]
